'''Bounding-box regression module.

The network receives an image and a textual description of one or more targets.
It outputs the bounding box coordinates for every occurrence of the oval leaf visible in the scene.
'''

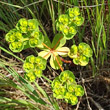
[38,50,51,60]
[50,54,62,70]
[52,33,66,49]
[56,47,69,57]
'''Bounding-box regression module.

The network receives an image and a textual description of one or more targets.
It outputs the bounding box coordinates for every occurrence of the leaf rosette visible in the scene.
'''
[38,33,69,70]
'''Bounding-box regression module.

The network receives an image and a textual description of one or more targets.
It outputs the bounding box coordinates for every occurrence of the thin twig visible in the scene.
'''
[40,77,50,87]
[75,97,82,110]
[89,97,105,110]
[82,78,92,110]
[12,0,44,13]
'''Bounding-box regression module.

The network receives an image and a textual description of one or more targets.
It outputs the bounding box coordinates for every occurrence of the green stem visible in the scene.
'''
[42,75,52,83]
[0,46,24,63]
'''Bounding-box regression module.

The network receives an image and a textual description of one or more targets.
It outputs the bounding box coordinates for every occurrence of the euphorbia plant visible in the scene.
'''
[5,7,93,106]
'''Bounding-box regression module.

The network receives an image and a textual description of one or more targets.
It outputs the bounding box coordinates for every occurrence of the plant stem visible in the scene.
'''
[53,36,63,49]
[60,57,72,64]
[56,50,68,53]
[42,75,52,83]
[0,46,24,63]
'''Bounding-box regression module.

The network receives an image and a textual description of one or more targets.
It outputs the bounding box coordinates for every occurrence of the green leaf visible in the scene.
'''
[56,47,69,57]
[102,26,106,48]
[23,40,31,50]
[37,36,52,50]
[50,54,62,70]
[52,33,66,49]
[3,65,47,105]
[64,33,76,40]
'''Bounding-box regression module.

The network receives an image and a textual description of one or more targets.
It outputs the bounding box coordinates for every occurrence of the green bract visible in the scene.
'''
[68,7,80,18]
[9,42,24,52]
[75,85,84,96]
[16,18,39,33]
[5,18,44,52]
[27,19,39,31]
[68,45,78,58]
[16,18,28,33]
[29,31,44,48]
[23,55,47,82]
[58,14,69,25]
[56,7,84,40]
[51,70,84,105]
[68,42,93,66]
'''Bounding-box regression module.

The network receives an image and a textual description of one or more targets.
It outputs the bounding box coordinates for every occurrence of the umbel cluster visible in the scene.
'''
[52,70,84,105]
[5,18,44,52]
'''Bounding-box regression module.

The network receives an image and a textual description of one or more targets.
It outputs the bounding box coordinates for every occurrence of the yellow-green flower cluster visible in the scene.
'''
[68,42,93,66]
[16,18,39,33]
[5,29,24,52]
[23,55,47,82]
[5,18,44,52]
[51,70,84,105]
[56,7,84,40]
